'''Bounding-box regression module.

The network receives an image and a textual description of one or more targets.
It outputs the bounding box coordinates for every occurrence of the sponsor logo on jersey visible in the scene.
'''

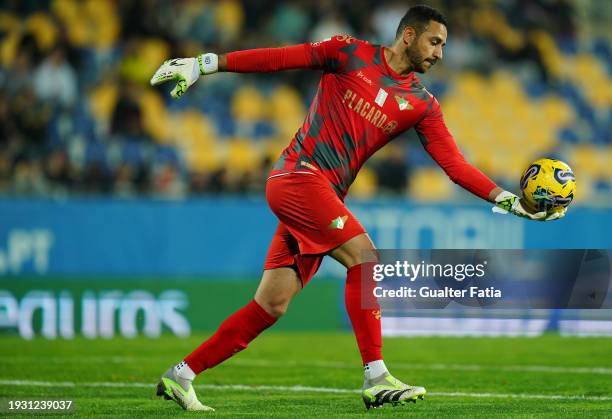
[375,88,388,107]
[329,215,349,230]
[342,89,398,134]
[394,95,413,110]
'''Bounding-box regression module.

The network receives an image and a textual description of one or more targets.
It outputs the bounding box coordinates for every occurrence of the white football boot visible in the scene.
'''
[361,373,426,409]
[156,366,214,411]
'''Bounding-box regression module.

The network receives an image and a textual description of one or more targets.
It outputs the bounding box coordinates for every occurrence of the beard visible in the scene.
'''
[406,44,428,73]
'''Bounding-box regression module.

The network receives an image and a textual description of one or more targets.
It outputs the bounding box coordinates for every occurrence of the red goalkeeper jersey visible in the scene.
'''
[226,35,497,200]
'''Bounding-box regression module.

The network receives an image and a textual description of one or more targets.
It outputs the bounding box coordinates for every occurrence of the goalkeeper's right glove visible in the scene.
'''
[492,190,565,221]
[150,53,218,99]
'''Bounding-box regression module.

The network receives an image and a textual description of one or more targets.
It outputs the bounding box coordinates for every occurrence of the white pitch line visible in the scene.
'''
[5,356,612,375]
[231,359,612,376]
[0,380,610,402]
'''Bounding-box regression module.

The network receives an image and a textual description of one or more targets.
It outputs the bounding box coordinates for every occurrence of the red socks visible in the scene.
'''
[184,265,381,374]
[185,299,277,374]
[345,263,382,364]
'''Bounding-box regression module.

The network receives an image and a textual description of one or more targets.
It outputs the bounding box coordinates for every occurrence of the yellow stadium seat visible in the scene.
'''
[274,115,307,140]
[584,82,612,108]
[264,138,289,162]
[52,0,119,49]
[453,72,487,99]
[539,96,574,126]
[530,30,563,78]
[51,0,79,21]
[0,12,19,65]
[573,54,607,81]
[189,140,222,172]
[572,173,593,204]
[565,54,611,109]
[0,31,20,67]
[172,110,217,149]
[350,167,377,199]
[168,109,222,172]
[231,85,267,122]
[138,39,171,80]
[0,12,19,32]
[440,98,461,125]
[215,0,245,41]
[84,0,120,49]
[140,89,171,142]
[569,145,598,178]
[51,0,89,47]
[491,71,526,103]
[604,147,612,178]
[226,138,261,173]
[268,85,306,139]
[508,152,532,179]
[25,13,58,52]
[120,40,164,85]
[269,85,306,122]
[410,167,455,201]
[88,82,118,126]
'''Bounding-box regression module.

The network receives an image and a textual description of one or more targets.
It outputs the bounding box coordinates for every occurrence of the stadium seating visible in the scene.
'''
[0,1,609,202]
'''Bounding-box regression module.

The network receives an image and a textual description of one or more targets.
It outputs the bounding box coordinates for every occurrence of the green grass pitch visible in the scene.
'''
[0,333,611,417]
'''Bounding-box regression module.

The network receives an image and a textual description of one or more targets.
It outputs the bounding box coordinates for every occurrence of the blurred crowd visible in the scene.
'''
[0,0,609,201]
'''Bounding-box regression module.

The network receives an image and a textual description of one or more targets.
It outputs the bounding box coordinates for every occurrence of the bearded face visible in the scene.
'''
[402,21,446,73]
[406,42,428,73]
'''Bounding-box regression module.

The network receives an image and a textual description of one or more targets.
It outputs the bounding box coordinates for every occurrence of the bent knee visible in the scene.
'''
[331,233,378,269]
[345,249,379,268]
[256,297,290,318]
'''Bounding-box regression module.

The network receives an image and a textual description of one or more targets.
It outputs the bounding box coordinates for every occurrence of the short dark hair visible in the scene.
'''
[395,5,448,39]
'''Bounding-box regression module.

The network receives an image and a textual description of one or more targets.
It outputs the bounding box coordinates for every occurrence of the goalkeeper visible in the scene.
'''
[150,5,564,412]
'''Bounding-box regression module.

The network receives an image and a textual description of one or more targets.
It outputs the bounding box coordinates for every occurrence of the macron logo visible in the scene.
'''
[357,71,372,86]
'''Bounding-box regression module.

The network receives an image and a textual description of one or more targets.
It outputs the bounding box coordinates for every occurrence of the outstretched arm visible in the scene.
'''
[150,47,312,98]
[416,97,564,221]
[218,44,312,73]
[151,35,355,97]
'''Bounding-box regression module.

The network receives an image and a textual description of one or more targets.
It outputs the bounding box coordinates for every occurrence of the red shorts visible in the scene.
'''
[263,172,366,286]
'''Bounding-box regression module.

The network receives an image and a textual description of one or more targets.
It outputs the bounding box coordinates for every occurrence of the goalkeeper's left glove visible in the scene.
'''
[492,190,566,221]
[150,53,218,99]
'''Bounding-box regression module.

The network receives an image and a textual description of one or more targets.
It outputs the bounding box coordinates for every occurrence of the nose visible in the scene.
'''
[434,46,443,60]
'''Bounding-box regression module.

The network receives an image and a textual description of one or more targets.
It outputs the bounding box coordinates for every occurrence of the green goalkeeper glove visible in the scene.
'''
[492,190,566,221]
[150,54,218,99]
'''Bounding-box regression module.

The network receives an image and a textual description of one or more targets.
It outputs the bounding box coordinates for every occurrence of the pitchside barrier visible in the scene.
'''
[0,197,610,338]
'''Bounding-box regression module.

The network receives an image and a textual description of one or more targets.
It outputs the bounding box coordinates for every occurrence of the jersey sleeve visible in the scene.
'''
[415,96,498,200]
[225,35,355,73]
[308,34,356,73]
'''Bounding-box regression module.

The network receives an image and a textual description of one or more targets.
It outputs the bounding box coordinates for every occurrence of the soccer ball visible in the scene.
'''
[519,158,576,213]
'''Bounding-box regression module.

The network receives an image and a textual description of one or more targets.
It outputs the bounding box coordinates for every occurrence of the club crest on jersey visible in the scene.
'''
[329,215,348,230]
[394,95,413,111]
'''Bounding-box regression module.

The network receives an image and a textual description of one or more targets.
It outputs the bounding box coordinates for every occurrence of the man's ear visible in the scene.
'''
[402,26,417,46]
